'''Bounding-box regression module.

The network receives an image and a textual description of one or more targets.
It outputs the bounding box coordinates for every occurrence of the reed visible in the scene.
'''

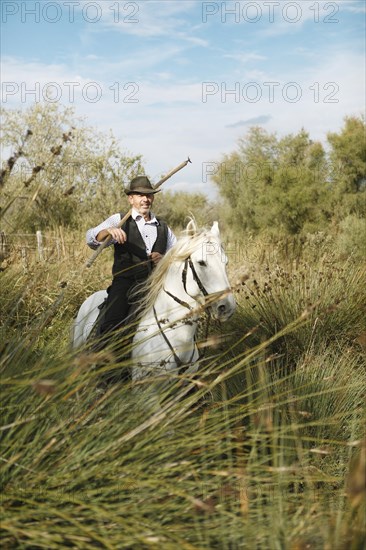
[1,230,365,549]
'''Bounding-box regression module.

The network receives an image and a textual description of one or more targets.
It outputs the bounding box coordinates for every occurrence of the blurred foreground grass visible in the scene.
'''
[0,232,365,549]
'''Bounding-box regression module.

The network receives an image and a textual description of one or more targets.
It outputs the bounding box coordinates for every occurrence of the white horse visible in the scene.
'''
[73,220,236,380]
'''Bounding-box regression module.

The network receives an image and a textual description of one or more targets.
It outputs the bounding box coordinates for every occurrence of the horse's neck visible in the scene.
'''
[153,261,197,322]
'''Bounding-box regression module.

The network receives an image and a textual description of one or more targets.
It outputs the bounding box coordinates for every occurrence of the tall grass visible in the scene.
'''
[1,230,365,549]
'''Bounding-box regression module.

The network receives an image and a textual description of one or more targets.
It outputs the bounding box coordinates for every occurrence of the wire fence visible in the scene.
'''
[0,230,89,266]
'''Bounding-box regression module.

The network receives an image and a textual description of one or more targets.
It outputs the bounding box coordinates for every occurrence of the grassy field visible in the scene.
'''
[0,229,365,549]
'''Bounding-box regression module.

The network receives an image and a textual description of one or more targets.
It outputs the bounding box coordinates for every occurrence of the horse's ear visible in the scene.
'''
[186,218,197,237]
[211,221,220,239]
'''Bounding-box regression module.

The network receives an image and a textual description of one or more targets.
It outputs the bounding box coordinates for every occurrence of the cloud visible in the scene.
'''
[226,115,272,128]
[223,53,267,64]
[76,0,207,45]
[338,0,366,14]
[148,100,198,109]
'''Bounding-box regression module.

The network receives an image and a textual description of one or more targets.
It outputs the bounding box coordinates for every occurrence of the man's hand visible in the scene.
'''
[149,252,163,265]
[97,227,127,244]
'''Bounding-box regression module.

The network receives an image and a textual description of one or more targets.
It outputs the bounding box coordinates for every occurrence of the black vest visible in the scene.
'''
[112,213,168,279]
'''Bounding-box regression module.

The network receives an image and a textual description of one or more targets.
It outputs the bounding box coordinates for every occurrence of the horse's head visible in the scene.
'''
[184,220,236,322]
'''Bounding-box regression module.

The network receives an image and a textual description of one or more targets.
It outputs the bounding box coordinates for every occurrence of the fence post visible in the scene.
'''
[36,230,44,261]
[0,231,8,261]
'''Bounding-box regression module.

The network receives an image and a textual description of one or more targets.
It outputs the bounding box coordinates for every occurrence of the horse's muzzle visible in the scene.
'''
[211,293,236,322]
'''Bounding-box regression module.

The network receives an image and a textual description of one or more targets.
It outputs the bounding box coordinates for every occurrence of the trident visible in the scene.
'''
[85,157,191,268]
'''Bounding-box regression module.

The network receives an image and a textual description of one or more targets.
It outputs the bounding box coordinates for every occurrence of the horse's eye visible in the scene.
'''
[198,260,207,267]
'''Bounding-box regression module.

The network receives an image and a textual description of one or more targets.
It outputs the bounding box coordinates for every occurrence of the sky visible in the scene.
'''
[1,0,365,197]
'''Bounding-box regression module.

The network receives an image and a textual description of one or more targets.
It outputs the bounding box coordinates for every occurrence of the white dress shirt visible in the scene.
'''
[86,208,176,253]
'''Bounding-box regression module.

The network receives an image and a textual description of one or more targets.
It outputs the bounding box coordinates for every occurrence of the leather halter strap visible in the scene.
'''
[163,288,192,311]
[164,255,210,310]
[182,257,209,298]
[155,254,210,373]
[152,305,195,373]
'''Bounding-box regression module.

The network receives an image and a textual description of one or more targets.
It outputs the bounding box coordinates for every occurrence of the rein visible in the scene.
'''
[153,254,212,372]
[152,305,195,372]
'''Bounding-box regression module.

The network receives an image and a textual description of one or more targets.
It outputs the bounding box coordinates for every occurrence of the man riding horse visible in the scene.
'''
[86,176,176,356]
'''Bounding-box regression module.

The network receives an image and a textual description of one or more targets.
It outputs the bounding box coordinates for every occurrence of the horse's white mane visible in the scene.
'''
[132,220,219,318]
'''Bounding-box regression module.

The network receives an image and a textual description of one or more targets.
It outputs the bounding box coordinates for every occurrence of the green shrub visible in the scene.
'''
[336,215,366,260]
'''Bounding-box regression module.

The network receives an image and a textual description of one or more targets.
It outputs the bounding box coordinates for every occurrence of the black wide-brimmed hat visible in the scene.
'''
[125,176,160,195]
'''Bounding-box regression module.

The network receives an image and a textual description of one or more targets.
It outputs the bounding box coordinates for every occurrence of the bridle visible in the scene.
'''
[182,257,209,299]
[152,255,211,372]
[163,256,209,312]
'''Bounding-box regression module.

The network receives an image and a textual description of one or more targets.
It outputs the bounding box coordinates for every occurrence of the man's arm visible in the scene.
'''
[95,227,127,245]
[86,214,127,250]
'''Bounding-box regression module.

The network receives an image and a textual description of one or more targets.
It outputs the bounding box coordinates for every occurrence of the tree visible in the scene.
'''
[212,127,328,236]
[0,103,144,231]
[154,190,217,230]
[327,115,366,219]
